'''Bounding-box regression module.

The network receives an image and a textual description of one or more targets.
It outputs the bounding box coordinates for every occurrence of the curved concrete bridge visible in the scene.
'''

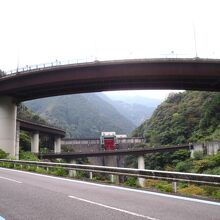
[1,58,220,157]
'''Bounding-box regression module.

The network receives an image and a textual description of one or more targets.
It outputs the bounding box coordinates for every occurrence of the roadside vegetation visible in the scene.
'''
[133,91,220,145]
[124,149,220,200]
[0,147,219,200]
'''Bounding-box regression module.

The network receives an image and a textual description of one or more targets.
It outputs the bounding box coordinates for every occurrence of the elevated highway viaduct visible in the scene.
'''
[38,145,190,159]
[17,119,65,158]
[0,58,220,157]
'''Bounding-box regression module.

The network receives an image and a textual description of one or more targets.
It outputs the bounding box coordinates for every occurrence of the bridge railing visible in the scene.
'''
[0,159,219,186]
[4,57,96,76]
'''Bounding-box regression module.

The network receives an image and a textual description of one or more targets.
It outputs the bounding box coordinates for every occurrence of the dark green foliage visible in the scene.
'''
[133,91,220,145]
[202,186,220,199]
[125,149,190,171]
[199,93,220,130]
[20,131,31,151]
[177,181,188,189]
[170,150,191,165]
[176,160,193,172]
[124,177,137,187]
[193,151,204,160]
[175,151,220,174]
[17,104,47,124]
[0,149,8,159]
[49,167,68,176]
[155,181,172,193]
[0,162,14,168]
[144,150,190,170]
[19,151,39,161]
[25,94,135,138]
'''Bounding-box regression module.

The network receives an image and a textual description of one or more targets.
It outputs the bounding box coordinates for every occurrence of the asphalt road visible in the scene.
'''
[0,167,219,220]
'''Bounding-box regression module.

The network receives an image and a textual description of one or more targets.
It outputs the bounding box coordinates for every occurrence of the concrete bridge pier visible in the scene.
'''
[54,136,61,153]
[15,121,20,159]
[0,96,17,157]
[138,155,145,187]
[31,132,39,153]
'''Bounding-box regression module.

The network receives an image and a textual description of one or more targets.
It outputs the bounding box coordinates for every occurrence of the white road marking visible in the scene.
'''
[0,175,22,184]
[68,195,159,220]
[0,167,220,206]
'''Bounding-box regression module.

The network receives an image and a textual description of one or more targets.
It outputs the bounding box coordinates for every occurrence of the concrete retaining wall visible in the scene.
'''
[192,142,220,156]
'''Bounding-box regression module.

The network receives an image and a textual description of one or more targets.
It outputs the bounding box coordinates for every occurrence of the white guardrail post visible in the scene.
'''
[69,159,77,177]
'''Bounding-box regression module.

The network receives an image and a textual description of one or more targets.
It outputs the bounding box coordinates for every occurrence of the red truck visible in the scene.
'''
[100,132,116,150]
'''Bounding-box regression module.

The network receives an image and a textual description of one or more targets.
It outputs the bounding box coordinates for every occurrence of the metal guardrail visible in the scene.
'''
[0,159,219,186]
[2,57,209,77]
[4,57,96,76]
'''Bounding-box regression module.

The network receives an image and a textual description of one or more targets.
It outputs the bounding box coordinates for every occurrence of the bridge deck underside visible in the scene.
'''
[0,59,220,101]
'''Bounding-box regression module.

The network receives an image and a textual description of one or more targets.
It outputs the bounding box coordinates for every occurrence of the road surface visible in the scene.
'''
[0,167,219,220]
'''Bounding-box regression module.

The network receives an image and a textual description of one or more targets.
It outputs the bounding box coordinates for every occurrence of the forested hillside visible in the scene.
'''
[17,104,47,124]
[133,91,220,145]
[25,94,136,138]
[103,93,161,126]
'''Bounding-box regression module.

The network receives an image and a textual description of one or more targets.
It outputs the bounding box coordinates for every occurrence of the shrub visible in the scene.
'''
[26,165,37,172]
[178,185,205,196]
[19,151,39,161]
[171,150,191,165]
[35,167,48,174]
[92,173,109,181]
[124,177,137,187]
[177,181,188,189]
[76,171,89,179]
[49,167,68,176]
[0,149,8,159]
[20,132,31,151]
[203,186,220,199]
[0,162,14,168]
[155,181,172,193]
[176,160,192,172]
[144,179,161,188]
[203,166,220,175]
[192,159,215,173]
[193,151,204,160]
[211,151,220,166]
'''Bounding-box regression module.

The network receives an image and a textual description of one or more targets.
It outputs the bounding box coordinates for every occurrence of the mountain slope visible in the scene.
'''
[133,91,220,145]
[104,93,162,107]
[25,94,136,138]
[98,93,160,126]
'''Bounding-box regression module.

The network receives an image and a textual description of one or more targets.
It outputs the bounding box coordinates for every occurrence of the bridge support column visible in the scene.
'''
[31,132,39,153]
[15,121,20,159]
[0,96,17,157]
[69,159,77,177]
[138,155,145,187]
[54,136,61,153]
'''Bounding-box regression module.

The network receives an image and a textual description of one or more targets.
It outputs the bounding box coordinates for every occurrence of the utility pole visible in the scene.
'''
[193,23,198,58]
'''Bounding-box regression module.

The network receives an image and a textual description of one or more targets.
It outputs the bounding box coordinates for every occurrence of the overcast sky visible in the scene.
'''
[0,0,219,99]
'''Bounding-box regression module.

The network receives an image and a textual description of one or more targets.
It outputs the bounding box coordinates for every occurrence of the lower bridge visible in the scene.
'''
[37,144,191,183]
[38,145,190,159]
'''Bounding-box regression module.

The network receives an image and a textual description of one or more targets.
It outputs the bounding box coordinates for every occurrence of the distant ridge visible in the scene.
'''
[25,93,136,138]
